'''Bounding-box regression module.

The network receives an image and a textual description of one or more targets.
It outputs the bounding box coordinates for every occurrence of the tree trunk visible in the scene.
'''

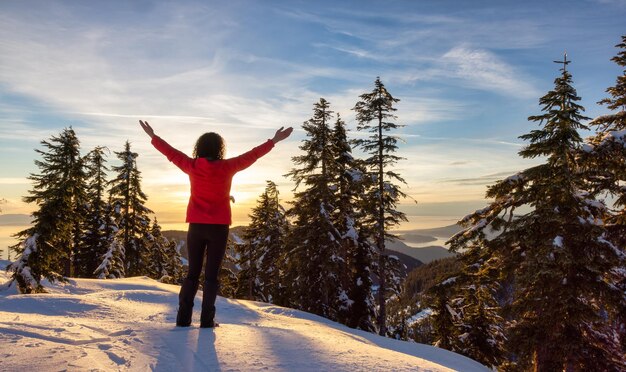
[377,107,386,336]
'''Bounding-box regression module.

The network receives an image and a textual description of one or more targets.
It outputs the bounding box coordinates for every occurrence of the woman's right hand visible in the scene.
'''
[139,120,155,138]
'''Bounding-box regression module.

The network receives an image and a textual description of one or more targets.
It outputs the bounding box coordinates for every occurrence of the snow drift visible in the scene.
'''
[0,261,486,371]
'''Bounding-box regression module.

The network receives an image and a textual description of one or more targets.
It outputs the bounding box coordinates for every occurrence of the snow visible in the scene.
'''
[581,143,594,153]
[441,276,457,286]
[0,261,487,372]
[553,236,563,248]
[407,308,433,326]
[346,169,363,182]
[503,172,525,184]
[230,233,244,245]
[603,128,626,145]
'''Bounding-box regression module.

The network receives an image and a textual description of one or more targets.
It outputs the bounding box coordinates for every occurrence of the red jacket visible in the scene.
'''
[151,136,275,225]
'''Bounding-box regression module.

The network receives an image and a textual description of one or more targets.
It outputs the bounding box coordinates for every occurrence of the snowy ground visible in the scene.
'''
[0,262,487,371]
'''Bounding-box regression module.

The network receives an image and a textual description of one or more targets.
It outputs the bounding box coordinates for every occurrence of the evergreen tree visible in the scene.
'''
[428,278,459,351]
[109,141,153,277]
[93,205,125,279]
[583,34,626,356]
[8,127,87,292]
[353,77,408,335]
[239,181,289,305]
[75,146,110,277]
[167,239,185,284]
[448,56,626,371]
[449,245,506,368]
[145,218,182,283]
[285,98,344,320]
[218,235,240,299]
[330,115,377,331]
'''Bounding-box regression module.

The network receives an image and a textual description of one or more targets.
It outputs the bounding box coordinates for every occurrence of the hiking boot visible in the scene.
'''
[176,303,193,327]
[200,305,216,328]
[176,278,199,327]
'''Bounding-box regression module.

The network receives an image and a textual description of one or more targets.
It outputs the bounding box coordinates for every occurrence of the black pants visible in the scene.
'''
[178,223,229,313]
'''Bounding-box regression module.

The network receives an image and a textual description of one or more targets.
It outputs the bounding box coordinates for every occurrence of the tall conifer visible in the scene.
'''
[353,78,408,335]
[9,127,87,292]
[448,56,625,371]
[330,115,377,331]
[285,98,344,320]
[583,35,626,356]
[239,181,289,305]
[75,146,110,277]
[109,141,153,276]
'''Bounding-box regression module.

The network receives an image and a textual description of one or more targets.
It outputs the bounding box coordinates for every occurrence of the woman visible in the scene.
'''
[139,120,293,327]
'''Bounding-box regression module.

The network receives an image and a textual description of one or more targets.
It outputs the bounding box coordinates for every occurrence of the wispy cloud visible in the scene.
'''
[440,45,540,98]
[441,171,518,186]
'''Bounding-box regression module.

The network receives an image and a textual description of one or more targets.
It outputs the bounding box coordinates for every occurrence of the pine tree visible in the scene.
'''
[218,235,240,299]
[330,115,377,331]
[353,77,408,335]
[93,206,125,279]
[75,146,110,277]
[145,218,182,283]
[109,141,153,277]
[428,277,459,351]
[583,34,626,357]
[239,181,289,305]
[8,127,87,292]
[285,98,344,320]
[448,55,626,371]
[450,245,506,368]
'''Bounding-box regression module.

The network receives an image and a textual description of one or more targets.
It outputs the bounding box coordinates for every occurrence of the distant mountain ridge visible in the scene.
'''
[163,226,424,277]
[164,224,463,265]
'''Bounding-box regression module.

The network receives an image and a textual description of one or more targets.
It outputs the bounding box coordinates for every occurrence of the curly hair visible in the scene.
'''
[193,132,225,160]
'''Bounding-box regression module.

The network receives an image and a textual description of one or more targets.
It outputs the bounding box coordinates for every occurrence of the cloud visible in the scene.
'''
[441,171,519,186]
[440,46,540,98]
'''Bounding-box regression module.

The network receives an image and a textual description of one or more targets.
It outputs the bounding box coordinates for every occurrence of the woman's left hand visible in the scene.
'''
[139,120,155,138]
[271,126,293,144]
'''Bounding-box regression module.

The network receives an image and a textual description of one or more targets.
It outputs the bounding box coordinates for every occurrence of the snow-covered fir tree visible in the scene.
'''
[144,218,182,284]
[581,35,626,357]
[427,278,458,352]
[75,146,111,278]
[8,127,87,292]
[93,206,125,279]
[284,98,344,320]
[238,180,289,305]
[218,235,240,299]
[330,114,377,332]
[448,246,506,369]
[353,77,408,335]
[108,141,153,277]
[448,56,626,371]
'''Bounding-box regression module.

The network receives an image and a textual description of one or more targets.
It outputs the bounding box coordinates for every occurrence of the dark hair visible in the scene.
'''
[193,132,225,160]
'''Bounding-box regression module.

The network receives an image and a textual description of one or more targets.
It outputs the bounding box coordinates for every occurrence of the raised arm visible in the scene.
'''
[139,120,194,173]
[229,126,293,173]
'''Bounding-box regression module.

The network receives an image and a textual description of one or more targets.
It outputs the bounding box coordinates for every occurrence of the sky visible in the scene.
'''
[0,0,625,240]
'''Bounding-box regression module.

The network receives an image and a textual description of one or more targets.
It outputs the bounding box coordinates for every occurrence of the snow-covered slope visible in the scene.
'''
[0,262,486,371]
